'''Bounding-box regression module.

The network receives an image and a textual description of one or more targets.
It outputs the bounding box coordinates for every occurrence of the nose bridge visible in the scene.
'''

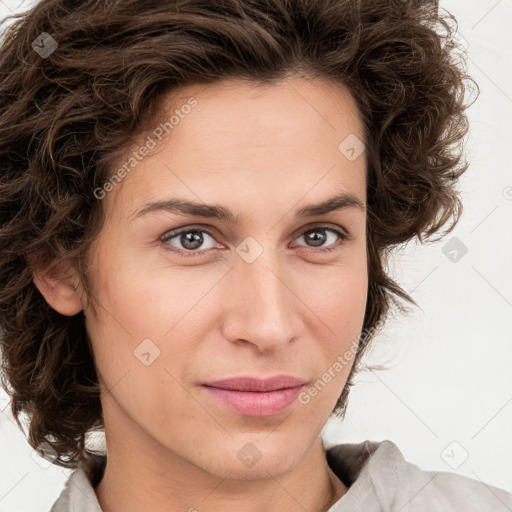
[225,243,298,350]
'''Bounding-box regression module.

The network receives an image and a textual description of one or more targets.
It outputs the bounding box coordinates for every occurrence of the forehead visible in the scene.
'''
[104,76,366,221]
[157,76,364,147]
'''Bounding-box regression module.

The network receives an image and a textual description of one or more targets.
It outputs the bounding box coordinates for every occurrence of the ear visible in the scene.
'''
[27,252,84,316]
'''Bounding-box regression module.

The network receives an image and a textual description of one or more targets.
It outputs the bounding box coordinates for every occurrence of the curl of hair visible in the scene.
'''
[0,0,476,468]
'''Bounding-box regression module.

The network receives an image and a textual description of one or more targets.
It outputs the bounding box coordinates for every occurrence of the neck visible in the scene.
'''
[94,437,348,512]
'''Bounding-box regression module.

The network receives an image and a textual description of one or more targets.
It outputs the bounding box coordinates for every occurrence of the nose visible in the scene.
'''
[222,250,302,353]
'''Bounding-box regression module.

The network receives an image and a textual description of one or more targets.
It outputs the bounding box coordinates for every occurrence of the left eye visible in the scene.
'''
[161,225,349,257]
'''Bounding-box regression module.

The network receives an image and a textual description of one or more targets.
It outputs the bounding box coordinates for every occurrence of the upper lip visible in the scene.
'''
[202,375,306,392]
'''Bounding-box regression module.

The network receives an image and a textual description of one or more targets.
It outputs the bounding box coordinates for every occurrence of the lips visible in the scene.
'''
[202,375,306,392]
[201,375,307,417]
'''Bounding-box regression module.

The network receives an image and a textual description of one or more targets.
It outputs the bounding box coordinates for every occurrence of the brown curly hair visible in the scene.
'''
[0,0,475,469]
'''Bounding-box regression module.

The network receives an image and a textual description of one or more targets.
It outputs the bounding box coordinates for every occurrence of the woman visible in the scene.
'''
[0,0,509,511]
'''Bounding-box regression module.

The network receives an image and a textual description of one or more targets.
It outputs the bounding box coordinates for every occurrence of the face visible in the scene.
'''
[83,76,367,480]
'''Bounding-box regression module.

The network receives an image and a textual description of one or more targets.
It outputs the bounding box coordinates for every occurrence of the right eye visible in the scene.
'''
[160,226,222,258]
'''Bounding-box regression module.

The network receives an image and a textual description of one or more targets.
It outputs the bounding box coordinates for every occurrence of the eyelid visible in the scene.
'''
[293,221,352,239]
[160,223,221,243]
[161,221,352,240]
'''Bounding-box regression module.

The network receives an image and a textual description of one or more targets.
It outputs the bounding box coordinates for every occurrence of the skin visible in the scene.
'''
[33,76,368,512]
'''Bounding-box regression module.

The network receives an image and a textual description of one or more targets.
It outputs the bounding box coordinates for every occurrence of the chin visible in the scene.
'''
[193,437,305,481]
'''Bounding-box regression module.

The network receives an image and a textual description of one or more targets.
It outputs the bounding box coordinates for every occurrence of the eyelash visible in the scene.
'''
[160,224,351,258]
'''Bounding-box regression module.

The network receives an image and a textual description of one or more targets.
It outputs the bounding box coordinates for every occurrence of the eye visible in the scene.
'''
[161,226,219,257]
[160,224,350,258]
[293,226,350,253]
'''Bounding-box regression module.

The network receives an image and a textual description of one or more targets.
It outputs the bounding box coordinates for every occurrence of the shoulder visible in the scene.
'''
[327,439,512,512]
[49,453,106,512]
[410,464,512,512]
[370,440,512,511]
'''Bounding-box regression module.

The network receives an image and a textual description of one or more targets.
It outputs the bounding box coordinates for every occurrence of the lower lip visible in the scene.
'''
[202,385,305,417]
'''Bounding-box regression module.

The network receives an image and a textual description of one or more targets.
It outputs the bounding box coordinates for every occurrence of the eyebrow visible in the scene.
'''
[133,191,365,223]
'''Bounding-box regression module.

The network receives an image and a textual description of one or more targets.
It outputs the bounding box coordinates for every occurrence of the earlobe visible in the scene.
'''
[28,253,84,316]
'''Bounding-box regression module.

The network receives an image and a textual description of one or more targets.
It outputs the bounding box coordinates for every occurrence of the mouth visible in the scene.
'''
[201,375,307,417]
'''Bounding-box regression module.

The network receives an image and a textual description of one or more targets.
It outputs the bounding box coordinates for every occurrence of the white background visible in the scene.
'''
[0,0,511,510]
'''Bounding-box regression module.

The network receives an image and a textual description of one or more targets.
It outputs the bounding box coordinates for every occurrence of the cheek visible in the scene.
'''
[298,263,367,399]
[299,256,368,335]
[87,244,175,334]
[84,256,209,384]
